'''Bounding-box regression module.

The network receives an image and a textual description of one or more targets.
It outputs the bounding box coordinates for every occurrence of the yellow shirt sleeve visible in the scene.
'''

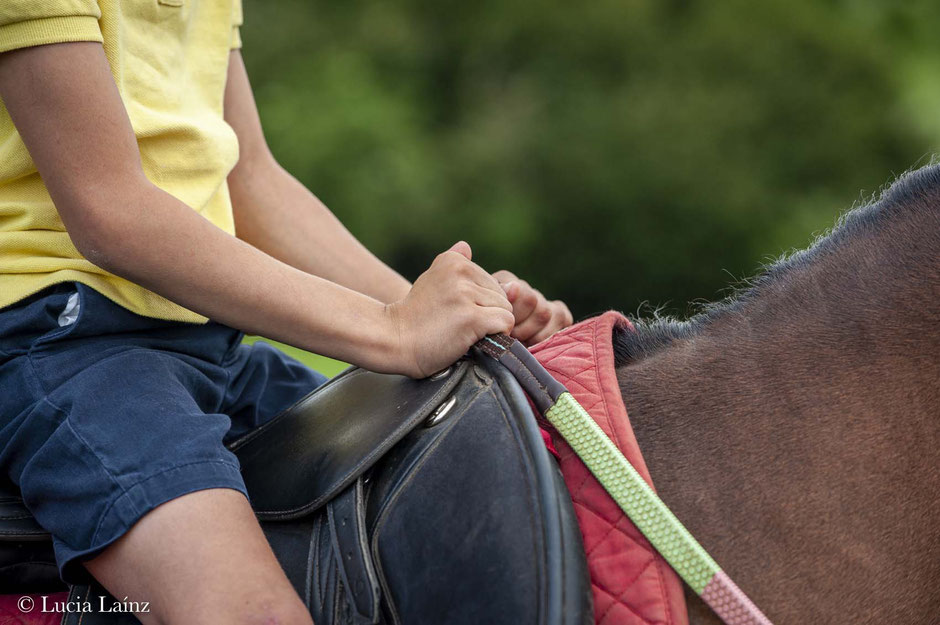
[231,0,243,49]
[0,0,103,54]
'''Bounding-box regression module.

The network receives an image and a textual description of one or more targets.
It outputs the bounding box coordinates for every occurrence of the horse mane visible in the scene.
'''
[613,162,940,366]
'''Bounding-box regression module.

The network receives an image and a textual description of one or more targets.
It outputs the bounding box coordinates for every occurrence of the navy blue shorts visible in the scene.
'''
[0,283,327,584]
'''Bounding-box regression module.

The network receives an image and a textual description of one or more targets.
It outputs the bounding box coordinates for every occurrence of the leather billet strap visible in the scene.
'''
[328,478,380,624]
[475,334,775,625]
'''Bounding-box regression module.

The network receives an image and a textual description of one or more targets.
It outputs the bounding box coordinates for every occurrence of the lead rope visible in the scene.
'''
[475,334,774,625]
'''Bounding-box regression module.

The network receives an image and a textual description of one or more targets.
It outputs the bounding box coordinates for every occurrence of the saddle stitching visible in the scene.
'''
[309,515,322,610]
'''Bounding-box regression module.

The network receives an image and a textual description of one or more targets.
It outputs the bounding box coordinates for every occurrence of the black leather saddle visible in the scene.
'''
[0,351,592,625]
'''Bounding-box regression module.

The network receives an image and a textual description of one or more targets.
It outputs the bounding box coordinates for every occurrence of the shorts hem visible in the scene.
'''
[57,460,247,585]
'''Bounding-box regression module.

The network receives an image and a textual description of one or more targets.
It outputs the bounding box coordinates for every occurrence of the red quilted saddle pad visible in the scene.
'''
[531,311,689,625]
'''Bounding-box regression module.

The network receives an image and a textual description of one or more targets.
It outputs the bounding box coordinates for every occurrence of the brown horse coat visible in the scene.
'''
[613,164,940,624]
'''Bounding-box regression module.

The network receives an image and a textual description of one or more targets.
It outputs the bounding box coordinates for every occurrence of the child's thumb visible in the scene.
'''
[448,240,472,260]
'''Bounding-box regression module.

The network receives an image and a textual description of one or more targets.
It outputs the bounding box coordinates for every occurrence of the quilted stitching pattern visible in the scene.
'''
[531,312,688,625]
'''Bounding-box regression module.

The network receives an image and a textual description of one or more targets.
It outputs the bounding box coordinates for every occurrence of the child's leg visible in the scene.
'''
[1,285,329,622]
[85,488,311,625]
[0,285,324,621]
[83,334,333,625]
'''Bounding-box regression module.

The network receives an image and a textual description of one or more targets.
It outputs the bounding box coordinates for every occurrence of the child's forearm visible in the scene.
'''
[220,50,573,348]
[228,158,412,305]
[95,182,402,371]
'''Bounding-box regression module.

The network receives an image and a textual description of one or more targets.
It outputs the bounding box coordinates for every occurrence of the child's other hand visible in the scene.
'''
[491,270,573,346]
[386,241,514,378]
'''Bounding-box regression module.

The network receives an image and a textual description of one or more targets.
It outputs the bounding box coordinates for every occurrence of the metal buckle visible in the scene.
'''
[425,395,457,427]
[429,366,452,381]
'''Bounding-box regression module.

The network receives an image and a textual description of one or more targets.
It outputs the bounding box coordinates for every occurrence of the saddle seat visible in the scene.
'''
[0,352,592,625]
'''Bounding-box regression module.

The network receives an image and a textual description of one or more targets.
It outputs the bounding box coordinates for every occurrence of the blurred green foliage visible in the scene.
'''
[242,0,940,320]
[243,336,349,377]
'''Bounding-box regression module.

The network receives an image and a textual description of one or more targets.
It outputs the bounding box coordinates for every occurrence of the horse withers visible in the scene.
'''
[613,164,940,624]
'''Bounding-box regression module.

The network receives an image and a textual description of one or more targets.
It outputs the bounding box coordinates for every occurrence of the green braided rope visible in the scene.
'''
[546,392,720,593]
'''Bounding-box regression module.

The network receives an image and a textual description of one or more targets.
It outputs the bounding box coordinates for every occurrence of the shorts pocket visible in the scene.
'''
[0,285,81,356]
[30,287,84,350]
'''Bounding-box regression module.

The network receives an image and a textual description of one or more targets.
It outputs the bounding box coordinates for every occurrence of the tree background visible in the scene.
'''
[241,0,940,324]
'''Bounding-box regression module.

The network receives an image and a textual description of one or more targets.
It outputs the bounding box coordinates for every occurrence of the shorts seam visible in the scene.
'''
[90,459,243,544]
[21,352,47,400]
[219,334,246,367]
[40,396,135,496]
[218,347,237,414]
[21,398,134,552]
[52,400,133,504]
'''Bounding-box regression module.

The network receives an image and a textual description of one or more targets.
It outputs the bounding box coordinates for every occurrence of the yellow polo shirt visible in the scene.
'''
[0,0,244,323]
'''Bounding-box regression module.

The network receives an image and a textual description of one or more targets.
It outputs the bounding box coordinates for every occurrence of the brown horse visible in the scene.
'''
[612,164,940,624]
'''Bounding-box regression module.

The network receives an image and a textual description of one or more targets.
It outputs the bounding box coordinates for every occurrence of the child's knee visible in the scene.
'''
[207,591,313,625]
[141,590,312,625]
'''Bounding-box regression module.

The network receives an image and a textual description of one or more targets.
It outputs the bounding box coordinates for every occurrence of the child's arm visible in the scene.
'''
[223,51,573,344]
[0,42,513,377]
[224,51,412,305]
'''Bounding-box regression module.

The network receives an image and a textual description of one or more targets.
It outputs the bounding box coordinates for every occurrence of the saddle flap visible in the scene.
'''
[0,488,49,540]
[229,361,468,520]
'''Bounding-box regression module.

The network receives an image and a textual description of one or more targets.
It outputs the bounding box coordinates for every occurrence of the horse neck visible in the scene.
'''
[615,259,940,624]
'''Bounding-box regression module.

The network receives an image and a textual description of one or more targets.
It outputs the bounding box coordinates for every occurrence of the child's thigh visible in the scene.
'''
[221,340,329,441]
[20,347,250,585]
[85,488,311,625]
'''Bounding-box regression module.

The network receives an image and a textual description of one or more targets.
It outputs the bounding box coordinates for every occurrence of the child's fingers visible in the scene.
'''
[447,240,472,260]
[472,284,513,313]
[527,301,573,345]
[434,245,502,295]
[554,300,574,327]
[512,302,553,343]
[477,306,515,336]
[461,259,507,295]
[492,269,517,286]
[507,281,540,323]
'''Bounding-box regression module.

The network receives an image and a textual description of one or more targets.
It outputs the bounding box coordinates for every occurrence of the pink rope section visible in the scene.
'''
[701,571,773,625]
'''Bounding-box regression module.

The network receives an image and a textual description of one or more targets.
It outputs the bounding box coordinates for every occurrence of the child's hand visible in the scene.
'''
[386,242,514,378]
[492,270,573,346]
